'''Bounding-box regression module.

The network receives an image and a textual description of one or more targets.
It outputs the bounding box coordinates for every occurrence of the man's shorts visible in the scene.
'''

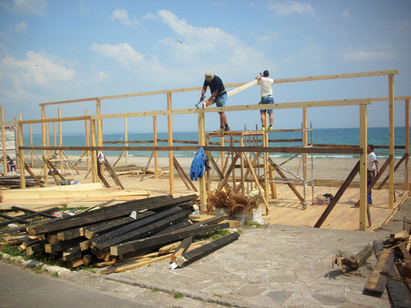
[216,93,227,107]
[260,96,274,114]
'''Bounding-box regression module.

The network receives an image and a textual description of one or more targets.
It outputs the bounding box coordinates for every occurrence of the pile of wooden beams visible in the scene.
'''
[13,194,234,269]
[364,228,411,306]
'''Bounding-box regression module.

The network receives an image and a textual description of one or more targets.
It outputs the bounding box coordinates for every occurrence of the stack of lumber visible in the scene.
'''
[16,194,233,269]
[0,183,150,205]
[363,228,411,306]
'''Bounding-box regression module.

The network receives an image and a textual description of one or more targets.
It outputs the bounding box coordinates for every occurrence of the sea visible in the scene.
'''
[23,127,409,161]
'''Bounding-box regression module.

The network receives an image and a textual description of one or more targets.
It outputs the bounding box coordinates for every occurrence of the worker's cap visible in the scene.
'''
[205,71,214,81]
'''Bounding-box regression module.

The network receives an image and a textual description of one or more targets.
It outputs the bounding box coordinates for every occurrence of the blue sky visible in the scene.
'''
[0,0,410,134]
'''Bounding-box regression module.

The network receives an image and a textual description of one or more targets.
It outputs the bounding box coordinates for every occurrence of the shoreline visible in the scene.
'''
[91,154,409,182]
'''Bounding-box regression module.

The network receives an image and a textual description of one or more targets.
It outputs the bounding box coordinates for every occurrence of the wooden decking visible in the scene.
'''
[264,183,409,231]
[120,173,409,232]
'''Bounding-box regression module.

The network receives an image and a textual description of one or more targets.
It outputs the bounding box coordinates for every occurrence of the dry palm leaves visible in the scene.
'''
[208,189,258,217]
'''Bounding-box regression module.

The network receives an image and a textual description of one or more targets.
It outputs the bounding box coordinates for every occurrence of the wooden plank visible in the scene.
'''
[83,211,155,239]
[174,232,240,267]
[171,237,192,263]
[377,153,408,189]
[92,208,192,252]
[314,161,360,228]
[104,158,124,189]
[26,195,175,235]
[354,155,392,207]
[111,222,229,257]
[364,241,395,296]
[23,161,44,187]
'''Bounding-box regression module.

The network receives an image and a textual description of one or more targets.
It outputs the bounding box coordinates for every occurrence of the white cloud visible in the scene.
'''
[5,0,48,17]
[111,8,144,29]
[15,21,27,32]
[0,50,76,101]
[156,10,270,77]
[342,50,394,61]
[268,0,315,16]
[342,9,349,19]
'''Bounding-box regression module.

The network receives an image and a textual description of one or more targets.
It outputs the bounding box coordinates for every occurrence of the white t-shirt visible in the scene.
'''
[260,77,274,97]
[367,152,377,171]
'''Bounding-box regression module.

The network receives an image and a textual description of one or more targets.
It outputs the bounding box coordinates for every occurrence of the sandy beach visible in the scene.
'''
[88,154,409,184]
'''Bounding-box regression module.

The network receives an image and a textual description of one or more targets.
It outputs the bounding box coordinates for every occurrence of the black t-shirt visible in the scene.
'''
[203,75,225,97]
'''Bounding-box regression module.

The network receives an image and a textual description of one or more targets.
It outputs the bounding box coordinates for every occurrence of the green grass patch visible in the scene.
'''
[244,221,265,228]
[173,292,183,299]
[1,244,21,257]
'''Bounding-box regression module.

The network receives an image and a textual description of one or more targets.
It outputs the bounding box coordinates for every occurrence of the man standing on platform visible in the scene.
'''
[367,144,380,205]
[200,72,230,133]
[255,70,274,130]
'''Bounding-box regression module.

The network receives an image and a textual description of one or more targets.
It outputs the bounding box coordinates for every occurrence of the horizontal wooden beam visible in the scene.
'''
[20,145,363,154]
[38,69,399,107]
[89,98,371,120]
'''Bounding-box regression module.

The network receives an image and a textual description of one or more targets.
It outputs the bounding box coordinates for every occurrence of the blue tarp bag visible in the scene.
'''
[190,147,205,181]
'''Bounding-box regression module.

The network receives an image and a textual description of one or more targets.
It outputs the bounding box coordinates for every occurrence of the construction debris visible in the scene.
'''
[1,194,235,270]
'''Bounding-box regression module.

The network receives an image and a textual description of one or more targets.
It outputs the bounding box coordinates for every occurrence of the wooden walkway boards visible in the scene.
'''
[265,184,409,231]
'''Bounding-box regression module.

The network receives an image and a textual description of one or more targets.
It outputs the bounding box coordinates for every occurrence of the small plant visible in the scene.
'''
[244,221,265,228]
[151,287,159,293]
[32,264,45,274]
[209,229,230,240]
[1,244,21,257]
[173,292,183,299]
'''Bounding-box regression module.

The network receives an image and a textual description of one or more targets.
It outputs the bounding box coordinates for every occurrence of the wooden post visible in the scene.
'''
[58,108,63,172]
[29,123,33,167]
[359,103,368,231]
[124,116,129,166]
[1,106,7,176]
[167,92,174,195]
[240,134,245,194]
[263,129,269,211]
[388,74,395,209]
[198,109,206,212]
[85,110,90,170]
[153,116,158,179]
[90,119,98,183]
[41,106,48,183]
[405,99,409,192]
[303,107,308,179]
[18,117,26,189]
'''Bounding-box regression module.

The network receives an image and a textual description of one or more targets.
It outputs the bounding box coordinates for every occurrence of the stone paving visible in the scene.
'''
[103,223,395,307]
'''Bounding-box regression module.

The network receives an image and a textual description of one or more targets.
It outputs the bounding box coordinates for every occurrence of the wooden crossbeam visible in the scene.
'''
[314,161,360,228]
[354,155,393,207]
[377,153,408,189]
[104,159,124,189]
[173,156,197,191]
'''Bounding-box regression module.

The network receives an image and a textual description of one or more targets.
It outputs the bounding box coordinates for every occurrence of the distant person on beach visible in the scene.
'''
[6,155,16,173]
[200,71,230,133]
[255,70,274,131]
[367,144,380,205]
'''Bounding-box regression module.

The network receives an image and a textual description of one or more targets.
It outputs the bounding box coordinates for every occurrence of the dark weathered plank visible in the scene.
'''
[171,237,192,263]
[90,207,184,248]
[27,194,193,235]
[110,222,229,257]
[92,208,192,252]
[314,160,360,228]
[83,211,155,239]
[175,232,240,267]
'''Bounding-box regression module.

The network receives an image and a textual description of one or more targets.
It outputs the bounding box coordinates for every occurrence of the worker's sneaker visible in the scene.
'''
[262,126,266,131]
[269,126,273,130]
[224,126,230,132]
[214,127,224,133]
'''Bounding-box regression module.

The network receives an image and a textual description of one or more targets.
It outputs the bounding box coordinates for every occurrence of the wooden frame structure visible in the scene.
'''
[1,69,409,231]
